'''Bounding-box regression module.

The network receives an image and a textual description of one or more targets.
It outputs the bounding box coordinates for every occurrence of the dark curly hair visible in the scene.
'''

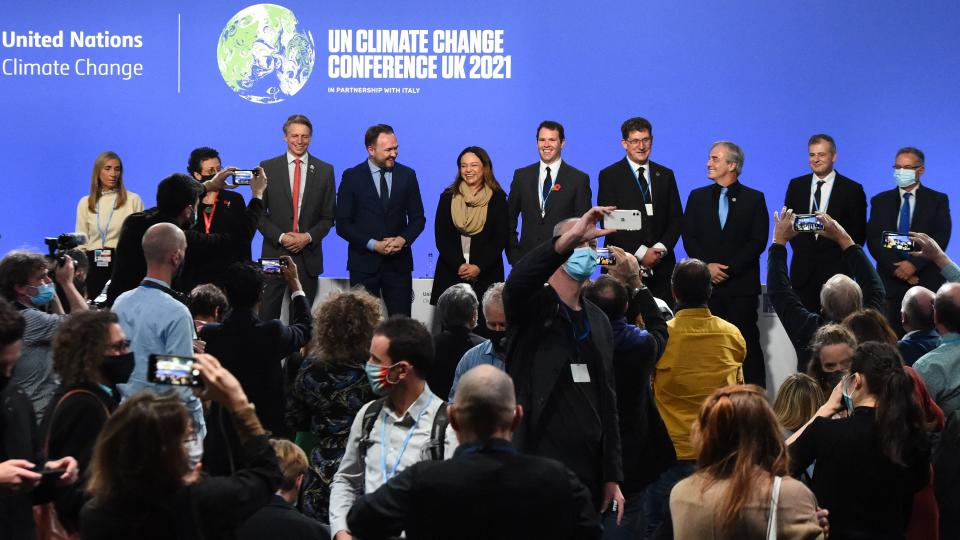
[53,310,118,386]
[307,288,382,364]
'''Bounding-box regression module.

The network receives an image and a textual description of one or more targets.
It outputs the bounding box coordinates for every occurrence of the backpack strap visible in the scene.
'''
[425,402,449,461]
[356,397,387,484]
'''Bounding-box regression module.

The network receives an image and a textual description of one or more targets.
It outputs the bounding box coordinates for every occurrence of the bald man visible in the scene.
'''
[898,286,941,366]
[113,223,206,437]
[347,365,601,540]
[915,283,960,417]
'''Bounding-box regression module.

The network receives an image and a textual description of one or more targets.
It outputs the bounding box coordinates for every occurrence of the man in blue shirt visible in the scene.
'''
[113,222,204,437]
[448,282,506,402]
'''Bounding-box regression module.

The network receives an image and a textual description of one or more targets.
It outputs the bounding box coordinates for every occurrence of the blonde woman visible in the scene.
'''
[773,373,826,435]
[75,151,143,298]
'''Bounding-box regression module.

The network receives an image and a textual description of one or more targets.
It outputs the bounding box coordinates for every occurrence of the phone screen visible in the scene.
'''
[230,170,256,185]
[148,355,203,387]
[793,214,824,232]
[596,248,616,266]
[882,232,916,252]
[258,258,283,274]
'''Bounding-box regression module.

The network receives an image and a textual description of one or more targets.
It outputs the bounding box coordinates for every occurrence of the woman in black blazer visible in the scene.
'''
[430,146,509,332]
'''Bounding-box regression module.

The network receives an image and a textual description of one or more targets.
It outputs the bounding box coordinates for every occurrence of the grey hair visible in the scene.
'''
[820,274,862,322]
[901,286,935,331]
[552,217,578,238]
[712,141,744,176]
[436,283,478,329]
[481,282,505,314]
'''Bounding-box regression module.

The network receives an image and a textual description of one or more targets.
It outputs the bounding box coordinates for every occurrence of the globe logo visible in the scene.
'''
[217,4,315,104]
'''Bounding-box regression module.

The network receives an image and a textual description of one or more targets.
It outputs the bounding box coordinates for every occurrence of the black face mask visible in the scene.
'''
[199,174,216,183]
[101,352,134,386]
[488,330,507,355]
[822,370,846,391]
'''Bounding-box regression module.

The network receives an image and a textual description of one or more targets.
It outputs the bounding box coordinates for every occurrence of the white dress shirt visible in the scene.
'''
[808,169,836,214]
[626,157,667,262]
[538,157,563,213]
[328,384,458,536]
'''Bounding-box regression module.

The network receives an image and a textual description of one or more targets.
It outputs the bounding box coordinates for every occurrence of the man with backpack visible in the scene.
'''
[329,316,456,540]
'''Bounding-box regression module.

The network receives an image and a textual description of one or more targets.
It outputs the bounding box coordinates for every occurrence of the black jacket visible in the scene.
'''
[236,494,329,540]
[502,240,623,493]
[767,243,884,371]
[347,439,601,540]
[430,189,508,306]
[184,189,254,290]
[682,181,769,297]
[428,327,485,401]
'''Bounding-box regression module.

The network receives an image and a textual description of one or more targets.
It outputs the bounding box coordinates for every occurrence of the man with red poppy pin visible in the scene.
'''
[507,120,592,264]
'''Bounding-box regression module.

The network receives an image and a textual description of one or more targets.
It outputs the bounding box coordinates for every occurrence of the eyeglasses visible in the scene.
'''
[624,137,652,147]
[892,164,922,170]
[107,339,131,354]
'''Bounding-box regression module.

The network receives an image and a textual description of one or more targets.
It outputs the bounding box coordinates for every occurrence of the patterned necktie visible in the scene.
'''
[541,166,553,212]
[292,159,302,232]
[718,187,729,229]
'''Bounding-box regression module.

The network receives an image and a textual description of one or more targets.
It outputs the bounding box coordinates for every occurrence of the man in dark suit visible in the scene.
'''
[347,364,601,540]
[183,147,254,291]
[783,134,867,313]
[867,146,952,336]
[335,124,426,316]
[598,116,683,307]
[258,114,336,320]
[503,207,624,516]
[507,120,591,264]
[898,285,941,366]
[682,141,769,386]
[105,172,264,305]
[200,257,312,474]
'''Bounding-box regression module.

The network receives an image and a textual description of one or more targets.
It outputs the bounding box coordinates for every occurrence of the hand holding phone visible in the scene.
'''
[258,257,288,274]
[596,247,617,266]
[148,354,204,387]
[793,214,824,232]
[882,231,917,252]
[228,168,260,186]
[605,209,642,231]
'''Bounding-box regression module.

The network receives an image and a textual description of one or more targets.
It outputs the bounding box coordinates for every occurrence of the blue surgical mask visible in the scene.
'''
[365,360,399,396]
[28,282,56,306]
[894,168,917,188]
[841,375,856,415]
[564,247,598,282]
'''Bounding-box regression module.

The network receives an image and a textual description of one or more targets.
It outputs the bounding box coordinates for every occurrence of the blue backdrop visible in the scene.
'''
[3,1,958,279]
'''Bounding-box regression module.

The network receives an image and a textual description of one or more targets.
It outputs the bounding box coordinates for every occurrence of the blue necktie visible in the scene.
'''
[541,166,553,212]
[718,187,729,229]
[898,192,912,234]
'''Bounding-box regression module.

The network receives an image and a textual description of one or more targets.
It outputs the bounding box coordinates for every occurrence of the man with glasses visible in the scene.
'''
[867,147,951,335]
[598,117,683,307]
[507,120,592,265]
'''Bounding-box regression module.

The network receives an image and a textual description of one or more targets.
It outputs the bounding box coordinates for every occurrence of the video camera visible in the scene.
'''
[44,233,87,266]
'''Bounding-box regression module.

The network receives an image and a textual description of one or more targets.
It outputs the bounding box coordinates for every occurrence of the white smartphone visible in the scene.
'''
[606,209,642,231]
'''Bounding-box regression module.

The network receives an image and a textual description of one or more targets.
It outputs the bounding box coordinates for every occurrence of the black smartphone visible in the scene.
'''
[793,214,824,232]
[39,468,66,482]
[596,248,616,266]
[147,354,204,387]
[229,169,259,186]
[258,257,288,274]
[882,231,917,252]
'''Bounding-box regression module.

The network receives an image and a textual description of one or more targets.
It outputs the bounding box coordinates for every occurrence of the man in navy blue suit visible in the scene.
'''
[336,124,426,316]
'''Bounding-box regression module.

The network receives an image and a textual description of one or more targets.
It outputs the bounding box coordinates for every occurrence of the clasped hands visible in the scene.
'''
[281,232,312,253]
[374,236,406,255]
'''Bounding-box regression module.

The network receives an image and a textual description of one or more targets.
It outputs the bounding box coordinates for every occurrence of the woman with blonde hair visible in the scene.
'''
[773,373,826,435]
[74,151,143,298]
[670,385,823,539]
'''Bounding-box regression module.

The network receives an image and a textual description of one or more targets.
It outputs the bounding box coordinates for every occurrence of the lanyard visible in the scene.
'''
[633,167,650,202]
[201,192,219,234]
[381,395,433,484]
[95,197,118,248]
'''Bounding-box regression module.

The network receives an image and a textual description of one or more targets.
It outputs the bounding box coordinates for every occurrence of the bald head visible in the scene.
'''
[820,274,862,322]
[142,223,186,266]
[901,286,935,332]
[934,283,960,335]
[452,365,518,441]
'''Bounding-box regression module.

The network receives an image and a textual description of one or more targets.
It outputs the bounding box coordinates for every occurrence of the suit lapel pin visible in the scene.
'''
[656,171,660,177]
[224,200,231,208]
[552,183,561,192]
[309,164,315,171]
[731,198,737,203]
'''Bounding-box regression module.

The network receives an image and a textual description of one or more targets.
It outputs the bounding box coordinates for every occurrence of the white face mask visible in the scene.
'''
[185,433,203,473]
[894,168,917,188]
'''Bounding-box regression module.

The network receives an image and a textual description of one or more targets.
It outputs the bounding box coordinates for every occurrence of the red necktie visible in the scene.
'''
[292,159,302,232]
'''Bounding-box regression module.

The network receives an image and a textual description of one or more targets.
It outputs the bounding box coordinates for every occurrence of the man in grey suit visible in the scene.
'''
[258,114,335,319]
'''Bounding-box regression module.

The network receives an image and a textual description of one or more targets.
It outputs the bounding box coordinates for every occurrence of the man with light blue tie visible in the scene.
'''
[336,124,426,316]
[867,147,951,336]
[681,141,769,386]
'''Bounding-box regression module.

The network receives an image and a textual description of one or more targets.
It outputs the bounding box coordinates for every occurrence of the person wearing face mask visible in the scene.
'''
[805,324,857,396]
[105,171,267,306]
[502,206,625,525]
[867,146,951,337]
[328,316,457,540]
[430,146,509,335]
[74,151,144,300]
[182,147,254,291]
[448,282,508,402]
[112,223,207,440]
[80,354,282,540]
[39,310,131,535]
[788,342,930,539]
[0,250,88,423]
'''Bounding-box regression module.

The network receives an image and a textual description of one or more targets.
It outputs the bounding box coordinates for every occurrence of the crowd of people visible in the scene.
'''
[0,113,957,540]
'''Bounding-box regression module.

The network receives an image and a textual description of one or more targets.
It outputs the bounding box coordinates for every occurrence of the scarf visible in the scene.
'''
[451,182,492,235]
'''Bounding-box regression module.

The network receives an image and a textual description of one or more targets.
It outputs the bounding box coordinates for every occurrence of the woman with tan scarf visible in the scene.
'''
[430,146,509,334]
